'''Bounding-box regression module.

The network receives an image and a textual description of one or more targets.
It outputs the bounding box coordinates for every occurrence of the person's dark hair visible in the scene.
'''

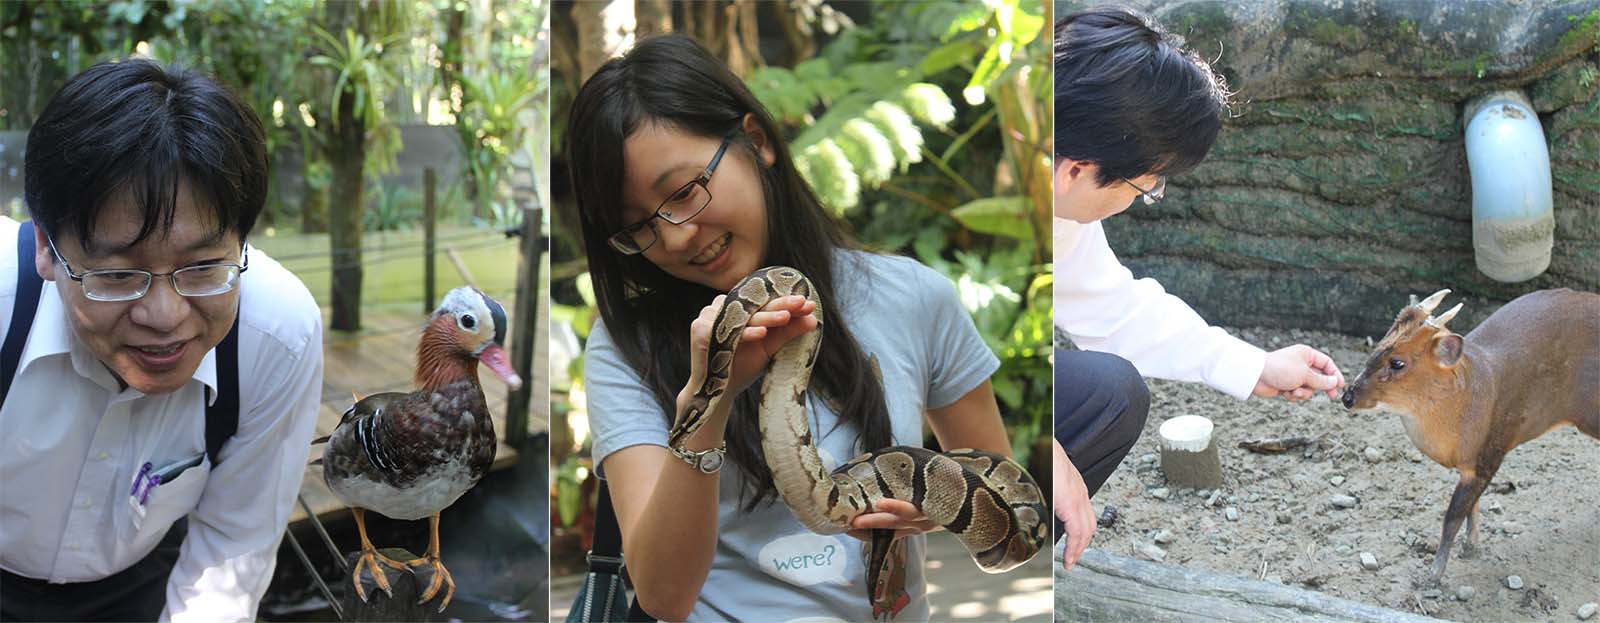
[566,34,891,511]
[25,58,268,251]
[1054,7,1229,187]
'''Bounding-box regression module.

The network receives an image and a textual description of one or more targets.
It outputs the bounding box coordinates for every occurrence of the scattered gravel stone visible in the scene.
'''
[1140,453,1157,464]
[1423,589,1443,600]
[1330,494,1359,509]
[1335,544,1353,555]
[1276,512,1293,525]
[1577,602,1597,620]
[1363,447,1384,463]
[1150,487,1171,500]
[1152,529,1176,544]
[1225,507,1240,521]
[1135,542,1167,562]
[1330,475,1346,487]
[1505,575,1524,590]
[1456,585,1475,601]
[1359,552,1379,570]
[1206,490,1223,507]
[1501,521,1524,535]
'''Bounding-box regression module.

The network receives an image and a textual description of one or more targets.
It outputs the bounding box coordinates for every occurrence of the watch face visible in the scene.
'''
[698,450,724,473]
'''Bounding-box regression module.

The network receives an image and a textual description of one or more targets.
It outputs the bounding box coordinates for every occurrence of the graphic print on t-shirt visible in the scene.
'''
[758,443,853,586]
[759,532,854,586]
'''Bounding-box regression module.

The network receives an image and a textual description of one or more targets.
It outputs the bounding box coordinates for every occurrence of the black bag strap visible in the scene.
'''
[589,480,655,622]
[1,220,239,465]
[1,221,44,405]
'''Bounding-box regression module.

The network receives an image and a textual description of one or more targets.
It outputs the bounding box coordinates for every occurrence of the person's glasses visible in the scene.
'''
[608,134,734,255]
[1123,176,1167,205]
[46,235,250,302]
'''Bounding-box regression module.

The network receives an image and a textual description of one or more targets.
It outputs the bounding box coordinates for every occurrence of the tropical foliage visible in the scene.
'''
[2,0,546,330]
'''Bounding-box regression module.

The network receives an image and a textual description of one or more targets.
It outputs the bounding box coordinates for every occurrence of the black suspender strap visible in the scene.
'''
[205,316,241,465]
[1,221,44,408]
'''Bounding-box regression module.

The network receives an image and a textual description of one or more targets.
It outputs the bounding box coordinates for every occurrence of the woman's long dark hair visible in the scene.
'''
[566,34,892,511]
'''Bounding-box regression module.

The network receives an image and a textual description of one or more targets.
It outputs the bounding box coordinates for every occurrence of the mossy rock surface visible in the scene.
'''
[1059,0,1599,336]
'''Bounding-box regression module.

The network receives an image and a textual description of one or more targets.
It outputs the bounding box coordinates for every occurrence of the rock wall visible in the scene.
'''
[1061,0,1599,337]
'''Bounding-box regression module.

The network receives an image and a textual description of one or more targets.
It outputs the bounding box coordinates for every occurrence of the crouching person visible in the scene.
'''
[0,59,323,622]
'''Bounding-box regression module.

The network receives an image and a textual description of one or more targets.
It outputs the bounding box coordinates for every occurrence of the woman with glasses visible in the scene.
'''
[1,59,323,622]
[566,34,1016,621]
[1049,7,1347,575]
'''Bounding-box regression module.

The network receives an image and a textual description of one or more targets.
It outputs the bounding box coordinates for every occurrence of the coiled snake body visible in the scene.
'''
[668,266,1047,618]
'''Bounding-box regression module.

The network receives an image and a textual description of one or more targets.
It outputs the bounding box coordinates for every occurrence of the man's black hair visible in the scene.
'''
[1055,7,1230,187]
[24,58,267,251]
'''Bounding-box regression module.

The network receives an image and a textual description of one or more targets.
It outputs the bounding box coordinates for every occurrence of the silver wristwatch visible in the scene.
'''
[671,442,726,474]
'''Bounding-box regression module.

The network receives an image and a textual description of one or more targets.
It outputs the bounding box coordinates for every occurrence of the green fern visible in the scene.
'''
[795,138,860,213]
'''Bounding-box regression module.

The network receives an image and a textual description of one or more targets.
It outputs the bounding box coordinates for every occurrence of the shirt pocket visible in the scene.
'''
[116,455,210,553]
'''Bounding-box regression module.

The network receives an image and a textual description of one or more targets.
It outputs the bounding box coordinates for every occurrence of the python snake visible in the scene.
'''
[667,266,1047,618]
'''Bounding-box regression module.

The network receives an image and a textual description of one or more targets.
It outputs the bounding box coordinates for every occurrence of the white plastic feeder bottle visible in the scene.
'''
[1462,90,1555,283]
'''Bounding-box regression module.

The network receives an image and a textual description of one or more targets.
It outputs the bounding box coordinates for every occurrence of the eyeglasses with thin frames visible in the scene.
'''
[46,235,250,302]
[1123,176,1167,205]
[608,134,734,255]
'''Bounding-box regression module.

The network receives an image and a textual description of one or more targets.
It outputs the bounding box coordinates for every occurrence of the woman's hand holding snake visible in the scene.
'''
[847,499,945,542]
[677,294,819,426]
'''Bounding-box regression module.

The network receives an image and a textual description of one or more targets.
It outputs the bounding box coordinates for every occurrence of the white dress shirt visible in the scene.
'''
[0,217,324,622]
[1054,217,1266,399]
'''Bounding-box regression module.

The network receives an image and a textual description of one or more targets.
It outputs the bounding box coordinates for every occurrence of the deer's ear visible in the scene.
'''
[1433,334,1464,367]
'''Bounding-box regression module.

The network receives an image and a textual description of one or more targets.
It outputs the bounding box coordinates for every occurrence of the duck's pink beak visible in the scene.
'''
[478,343,524,390]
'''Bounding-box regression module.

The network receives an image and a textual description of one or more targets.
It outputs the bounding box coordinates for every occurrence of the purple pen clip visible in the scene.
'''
[140,474,162,505]
[131,462,153,496]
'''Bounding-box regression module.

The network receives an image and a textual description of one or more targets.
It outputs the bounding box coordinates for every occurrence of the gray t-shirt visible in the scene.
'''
[585,250,1000,622]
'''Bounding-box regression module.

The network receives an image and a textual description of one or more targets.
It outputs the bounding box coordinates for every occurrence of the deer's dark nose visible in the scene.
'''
[1340,388,1356,409]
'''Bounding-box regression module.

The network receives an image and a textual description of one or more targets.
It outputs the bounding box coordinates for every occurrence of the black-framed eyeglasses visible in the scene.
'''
[607,134,734,255]
[1123,176,1167,205]
[46,235,250,302]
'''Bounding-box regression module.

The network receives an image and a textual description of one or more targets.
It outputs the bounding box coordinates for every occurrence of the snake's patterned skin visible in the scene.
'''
[666,266,1048,604]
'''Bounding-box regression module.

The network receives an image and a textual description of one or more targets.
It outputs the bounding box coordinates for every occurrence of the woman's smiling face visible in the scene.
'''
[619,120,774,292]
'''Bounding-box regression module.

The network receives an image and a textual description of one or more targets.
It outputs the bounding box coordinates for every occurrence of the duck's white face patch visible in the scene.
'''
[440,288,492,328]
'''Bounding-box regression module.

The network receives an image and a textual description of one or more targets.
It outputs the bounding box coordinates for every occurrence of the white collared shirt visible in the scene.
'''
[0,217,323,622]
[1055,217,1266,399]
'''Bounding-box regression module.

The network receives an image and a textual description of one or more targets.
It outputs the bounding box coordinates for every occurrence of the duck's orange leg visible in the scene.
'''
[399,514,455,612]
[349,508,408,602]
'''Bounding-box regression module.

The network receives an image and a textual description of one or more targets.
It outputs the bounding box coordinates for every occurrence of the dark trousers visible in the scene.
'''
[1053,349,1150,540]
[0,519,186,622]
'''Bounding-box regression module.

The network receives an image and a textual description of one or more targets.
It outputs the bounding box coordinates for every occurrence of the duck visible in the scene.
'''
[318,286,523,611]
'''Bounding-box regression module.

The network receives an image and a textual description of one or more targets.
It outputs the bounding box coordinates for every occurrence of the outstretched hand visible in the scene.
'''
[680,294,819,410]
[1254,344,1346,401]
[848,499,943,541]
[1054,439,1095,572]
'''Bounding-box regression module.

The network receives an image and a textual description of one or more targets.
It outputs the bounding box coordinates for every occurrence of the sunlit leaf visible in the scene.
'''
[951,197,1033,239]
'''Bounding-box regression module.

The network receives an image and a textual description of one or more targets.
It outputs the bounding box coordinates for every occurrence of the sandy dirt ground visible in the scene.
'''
[1080,327,1599,622]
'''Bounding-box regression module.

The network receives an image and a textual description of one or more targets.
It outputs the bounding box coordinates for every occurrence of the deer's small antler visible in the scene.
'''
[1417,289,1452,314]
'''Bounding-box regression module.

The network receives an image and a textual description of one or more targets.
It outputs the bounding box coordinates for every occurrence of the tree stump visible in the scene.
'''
[340,547,445,622]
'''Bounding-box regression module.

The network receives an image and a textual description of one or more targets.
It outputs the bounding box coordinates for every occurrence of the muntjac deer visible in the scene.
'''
[1341,288,1599,583]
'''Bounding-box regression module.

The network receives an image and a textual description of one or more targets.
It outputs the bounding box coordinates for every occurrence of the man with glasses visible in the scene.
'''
[1,59,323,622]
[1050,8,1346,573]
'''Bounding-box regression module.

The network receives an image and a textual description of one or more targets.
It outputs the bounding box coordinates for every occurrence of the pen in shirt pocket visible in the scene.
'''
[151,453,205,485]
